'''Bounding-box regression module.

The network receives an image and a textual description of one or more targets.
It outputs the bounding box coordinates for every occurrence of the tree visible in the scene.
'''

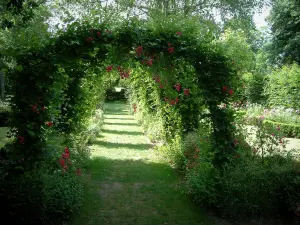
[0,0,50,95]
[268,0,300,65]
[114,0,268,21]
[0,0,45,29]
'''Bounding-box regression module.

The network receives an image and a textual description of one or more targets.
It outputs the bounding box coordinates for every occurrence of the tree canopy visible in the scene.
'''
[269,0,300,65]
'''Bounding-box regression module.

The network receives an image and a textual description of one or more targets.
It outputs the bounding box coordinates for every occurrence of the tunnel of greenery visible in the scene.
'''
[2,1,300,224]
[8,18,237,169]
[4,16,283,224]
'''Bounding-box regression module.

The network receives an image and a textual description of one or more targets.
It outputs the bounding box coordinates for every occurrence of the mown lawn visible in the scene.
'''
[71,102,211,225]
[0,127,9,148]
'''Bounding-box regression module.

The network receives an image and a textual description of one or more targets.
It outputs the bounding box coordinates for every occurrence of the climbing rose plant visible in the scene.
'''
[9,19,236,172]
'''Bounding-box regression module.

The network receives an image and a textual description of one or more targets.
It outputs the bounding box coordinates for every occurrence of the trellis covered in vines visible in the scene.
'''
[9,18,236,170]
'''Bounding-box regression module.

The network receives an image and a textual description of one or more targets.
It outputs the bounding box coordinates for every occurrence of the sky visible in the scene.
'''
[253,6,270,28]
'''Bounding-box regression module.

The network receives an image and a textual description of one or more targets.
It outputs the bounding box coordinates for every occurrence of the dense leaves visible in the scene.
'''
[269,0,300,65]
[265,63,300,109]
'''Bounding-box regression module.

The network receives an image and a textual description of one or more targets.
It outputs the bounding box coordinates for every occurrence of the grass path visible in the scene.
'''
[71,102,211,225]
[0,127,9,148]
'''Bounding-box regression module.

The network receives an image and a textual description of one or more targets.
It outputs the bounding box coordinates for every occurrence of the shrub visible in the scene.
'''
[219,157,300,218]
[186,160,220,207]
[265,63,300,109]
[244,116,300,138]
[0,99,11,126]
[0,168,84,224]
[0,141,85,224]
[186,152,300,219]
[263,120,300,139]
[42,172,84,222]
[184,127,221,207]
[245,104,300,125]
[154,134,184,168]
[243,72,266,104]
[0,168,45,225]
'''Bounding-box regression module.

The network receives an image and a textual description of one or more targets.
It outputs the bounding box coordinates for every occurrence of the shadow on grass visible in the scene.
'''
[104,117,134,121]
[105,113,130,116]
[71,156,210,225]
[93,140,152,151]
[104,122,138,126]
[87,156,176,182]
[101,129,143,136]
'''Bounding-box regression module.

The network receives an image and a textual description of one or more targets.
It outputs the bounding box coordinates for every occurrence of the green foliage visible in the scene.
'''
[0,0,45,29]
[243,103,300,138]
[3,15,238,224]
[265,63,300,109]
[269,0,300,64]
[185,139,300,219]
[184,129,220,207]
[105,88,126,101]
[186,160,220,207]
[215,28,256,103]
[245,104,300,124]
[217,29,255,74]
[0,171,45,224]
[263,120,300,139]
[220,157,300,218]
[117,0,267,24]
[0,168,84,224]
[42,172,84,221]
[243,72,266,104]
[155,134,185,168]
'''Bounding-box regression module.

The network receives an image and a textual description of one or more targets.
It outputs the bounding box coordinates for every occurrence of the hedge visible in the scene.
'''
[263,120,300,139]
[244,115,300,138]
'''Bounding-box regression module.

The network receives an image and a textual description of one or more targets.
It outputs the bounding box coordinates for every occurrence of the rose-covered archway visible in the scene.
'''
[9,18,236,171]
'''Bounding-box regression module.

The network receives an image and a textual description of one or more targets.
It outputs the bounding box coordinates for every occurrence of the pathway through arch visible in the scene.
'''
[71,102,211,225]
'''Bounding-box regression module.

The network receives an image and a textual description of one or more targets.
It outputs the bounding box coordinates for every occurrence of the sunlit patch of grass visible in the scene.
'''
[71,102,210,225]
[0,127,10,148]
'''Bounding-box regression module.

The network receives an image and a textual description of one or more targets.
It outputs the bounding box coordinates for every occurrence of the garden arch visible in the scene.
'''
[9,19,236,170]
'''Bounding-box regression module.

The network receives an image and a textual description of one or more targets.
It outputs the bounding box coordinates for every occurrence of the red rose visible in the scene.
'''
[76,168,82,176]
[117,66,123,72]
[222,86,227,92]
[18,136,25,144]
[106,65,113,72]
[228,89,234,95]
[64,147,69,154]
[86,37,93,42]
[136,46,143,57]
[97,31,101,37]
[233,139,239,146]
[45,121,53,127]
[183,88,190,96]
[59,157,65,166]
[146,59,153,66]
[168,47,175,54]
[176,31,182,36]
[32,104,38,112]
[174,83,181,92]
